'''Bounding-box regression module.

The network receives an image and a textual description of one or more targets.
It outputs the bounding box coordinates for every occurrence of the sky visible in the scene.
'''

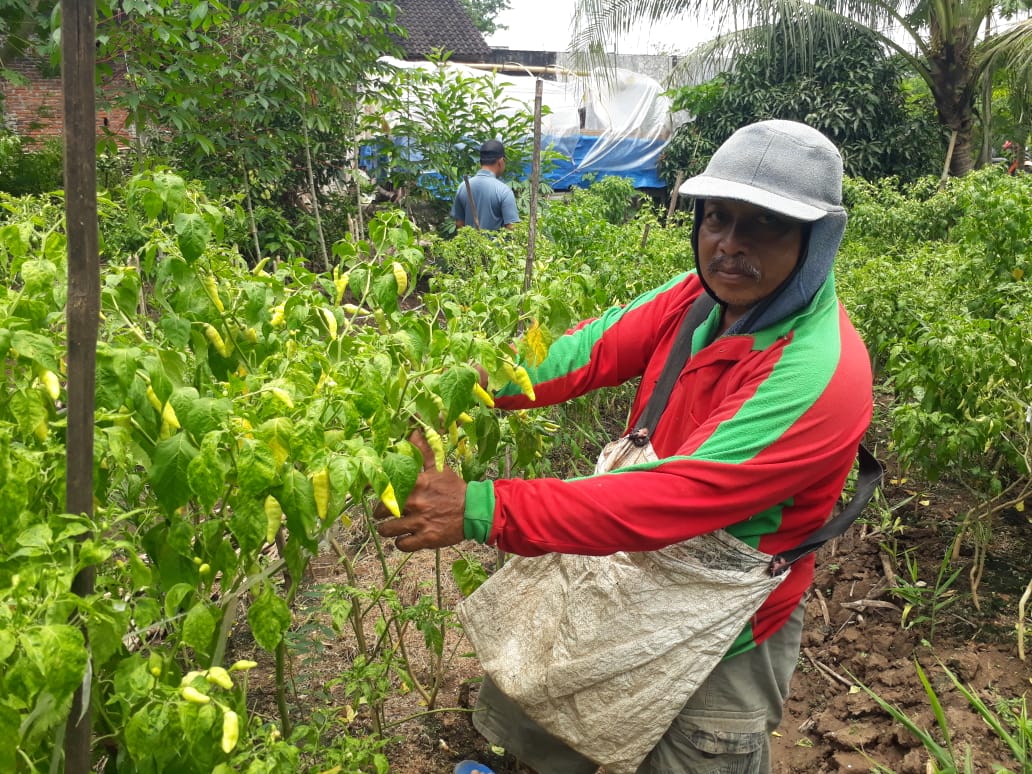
[485,0,718,56]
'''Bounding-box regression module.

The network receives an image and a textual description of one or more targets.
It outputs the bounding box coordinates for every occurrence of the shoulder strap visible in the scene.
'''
[463,175,481,230]
[630,292,716,445]
[768,443,883,576]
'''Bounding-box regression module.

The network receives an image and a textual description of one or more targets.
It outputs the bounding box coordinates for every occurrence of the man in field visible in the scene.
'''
[451,139,519,231]
[379,120,873,773]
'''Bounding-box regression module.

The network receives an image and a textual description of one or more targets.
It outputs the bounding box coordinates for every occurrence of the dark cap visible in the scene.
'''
[479,139,506,163]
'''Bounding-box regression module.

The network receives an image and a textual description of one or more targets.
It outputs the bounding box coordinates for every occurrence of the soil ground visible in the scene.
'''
[238,450,1032,774]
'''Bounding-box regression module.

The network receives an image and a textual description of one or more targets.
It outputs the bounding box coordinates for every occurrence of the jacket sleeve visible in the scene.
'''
[468,298,874,558]
[493,272,698,409]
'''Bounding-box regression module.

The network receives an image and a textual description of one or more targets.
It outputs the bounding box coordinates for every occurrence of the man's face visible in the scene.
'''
[696,199,806,319]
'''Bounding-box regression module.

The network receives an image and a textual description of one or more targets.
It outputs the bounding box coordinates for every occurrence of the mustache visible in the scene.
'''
[706,256,761,280]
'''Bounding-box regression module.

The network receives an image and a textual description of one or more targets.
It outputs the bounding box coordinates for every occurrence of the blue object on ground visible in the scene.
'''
[454,761,497,774]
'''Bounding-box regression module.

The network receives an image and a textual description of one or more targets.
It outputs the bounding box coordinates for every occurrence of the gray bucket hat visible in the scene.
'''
[678,120,844,222]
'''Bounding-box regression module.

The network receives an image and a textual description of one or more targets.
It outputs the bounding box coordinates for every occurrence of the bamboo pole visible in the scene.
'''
[939,130,958,189]
[62,0,100,771]
[523,79,543,297]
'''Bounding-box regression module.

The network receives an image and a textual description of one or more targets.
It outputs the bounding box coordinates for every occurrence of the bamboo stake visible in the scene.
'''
[523,79,543,297]
[939,130,958,189]
[666,170,684,220]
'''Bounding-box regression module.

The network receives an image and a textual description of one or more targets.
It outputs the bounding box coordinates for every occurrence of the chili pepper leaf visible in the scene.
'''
[174,212,210,263]
[187,432,228,510]
[227,494,267,555]
[236,439,279,495]
[381,451,420,510]
[182,602,216,658]
[248,587,291,652]
[451,558,489,597]
[171,389,230,440]
[438,366,477,426]
[150,434,200,514]
[277,469,317,550]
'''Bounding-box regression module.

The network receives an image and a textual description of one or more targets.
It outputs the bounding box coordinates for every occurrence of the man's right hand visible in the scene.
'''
[374,431,468,552]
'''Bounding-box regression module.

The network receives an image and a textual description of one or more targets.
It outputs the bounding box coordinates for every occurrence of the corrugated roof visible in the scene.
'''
[393,0,491,62]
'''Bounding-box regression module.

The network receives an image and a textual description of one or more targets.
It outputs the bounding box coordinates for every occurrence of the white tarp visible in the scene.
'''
[375,56,672,188]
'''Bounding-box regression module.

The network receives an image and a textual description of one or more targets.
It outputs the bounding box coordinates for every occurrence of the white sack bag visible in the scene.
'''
[456,437,788,773]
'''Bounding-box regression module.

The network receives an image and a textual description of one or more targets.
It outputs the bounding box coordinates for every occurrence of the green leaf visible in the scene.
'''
[21,625,87,698]
[277,469,317,548]
[438,366,477,426]
[187,432,227,510]
[247,586,291,652]
[10,389,47,439]
[236,439,278,495]
[227,494,265,555]
[171,388,231,439]
[381,451,420,509]
[150,434,200,514]
[10,330,57,371]
[182,602,216,656]
[174,212,211,263]
[20,259,58,295]
[451,557,489,597]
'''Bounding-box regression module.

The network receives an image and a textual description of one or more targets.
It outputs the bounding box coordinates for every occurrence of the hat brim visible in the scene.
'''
[679,176,830,222]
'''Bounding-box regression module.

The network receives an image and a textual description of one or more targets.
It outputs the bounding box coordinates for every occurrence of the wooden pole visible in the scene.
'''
[62,1,100,771]
[523,79,543,297]
[939,130,958,189]
[666,170,685,220]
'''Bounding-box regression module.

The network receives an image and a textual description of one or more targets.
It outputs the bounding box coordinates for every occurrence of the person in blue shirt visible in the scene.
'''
[451,140,519,231]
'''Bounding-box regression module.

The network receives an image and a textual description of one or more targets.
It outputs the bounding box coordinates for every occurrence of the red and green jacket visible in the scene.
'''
[463,270,873,655]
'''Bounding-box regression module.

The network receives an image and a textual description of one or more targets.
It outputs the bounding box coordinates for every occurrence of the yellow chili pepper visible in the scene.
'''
[472,382,495,408]
[392,261,408,295]
[264,495,283,544]
[229,659,258,672]
[221,710,240,753]
[201,273,225,313]
[181,685,211,704]
[206,666,234,690]
[161,401,181,431]
[203,324,233,357]
[270,303,286,327]
[145,384,163,412]
[512,365,537,402]
[312,469,330,520]
[40,370,60,402]
[423,426,445,472]
[380,483,401,517]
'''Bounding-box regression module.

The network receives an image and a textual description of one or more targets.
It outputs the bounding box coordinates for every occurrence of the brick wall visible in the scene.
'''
[1,57,135,146]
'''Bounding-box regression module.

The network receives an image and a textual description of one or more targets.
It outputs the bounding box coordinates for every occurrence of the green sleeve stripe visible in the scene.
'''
[495,272,694,396]
[693,278,842,465]
[463,480,495,543]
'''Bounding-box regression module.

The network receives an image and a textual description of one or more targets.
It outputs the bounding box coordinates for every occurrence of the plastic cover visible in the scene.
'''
[374,57,672,190]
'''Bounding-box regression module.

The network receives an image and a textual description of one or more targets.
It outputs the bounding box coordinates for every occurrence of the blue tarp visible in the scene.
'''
[541,134,667,190]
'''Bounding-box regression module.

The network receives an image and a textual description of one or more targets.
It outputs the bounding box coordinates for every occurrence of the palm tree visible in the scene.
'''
[570,0,1032,176]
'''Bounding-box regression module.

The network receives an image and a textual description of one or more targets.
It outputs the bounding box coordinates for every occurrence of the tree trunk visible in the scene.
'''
[928,27,978,176]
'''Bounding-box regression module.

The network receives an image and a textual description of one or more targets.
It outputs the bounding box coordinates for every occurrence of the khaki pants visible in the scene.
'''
[472,601,806,774]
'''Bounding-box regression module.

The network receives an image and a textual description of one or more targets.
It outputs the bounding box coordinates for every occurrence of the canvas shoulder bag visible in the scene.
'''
[456,293,883,774]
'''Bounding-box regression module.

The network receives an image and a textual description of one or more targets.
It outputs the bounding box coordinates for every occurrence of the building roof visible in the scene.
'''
[393,0,491,62]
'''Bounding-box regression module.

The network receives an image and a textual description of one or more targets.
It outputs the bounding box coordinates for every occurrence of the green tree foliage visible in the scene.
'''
[660,29,944,183]
[459,0,512,36]
[0,0,55,65]
[97,0,403,260]
[571,0,1032,176]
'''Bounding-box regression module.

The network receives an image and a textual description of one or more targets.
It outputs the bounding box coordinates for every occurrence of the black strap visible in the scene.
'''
[624,290,884,575]
[630,293,716,446]
[768,443,883,575]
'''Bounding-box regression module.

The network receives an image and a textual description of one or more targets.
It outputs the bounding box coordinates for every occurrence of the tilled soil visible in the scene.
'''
[239,472,1031,774]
